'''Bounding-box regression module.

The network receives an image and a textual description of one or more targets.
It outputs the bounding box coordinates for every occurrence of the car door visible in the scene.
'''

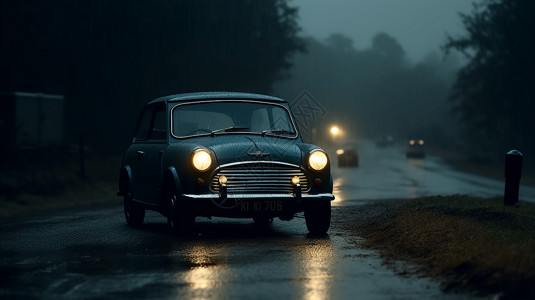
[129,103,168,205]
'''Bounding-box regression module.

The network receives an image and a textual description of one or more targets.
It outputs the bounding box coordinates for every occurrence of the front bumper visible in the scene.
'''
[180,192,334,218]
[182,193,335,201]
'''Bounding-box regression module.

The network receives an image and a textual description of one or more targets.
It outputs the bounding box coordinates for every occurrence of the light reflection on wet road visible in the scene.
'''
[0,141,518,299]
[332,141,535,205]
[0,204,476,299]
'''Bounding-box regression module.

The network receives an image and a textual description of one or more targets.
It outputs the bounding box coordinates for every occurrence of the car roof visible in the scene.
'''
[148,92,286,105]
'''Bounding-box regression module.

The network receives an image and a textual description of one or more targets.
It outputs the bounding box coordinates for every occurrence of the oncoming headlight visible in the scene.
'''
[308,150,328,171]
[192,149,212,171]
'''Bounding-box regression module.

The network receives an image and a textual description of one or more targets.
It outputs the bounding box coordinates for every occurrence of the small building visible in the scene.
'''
[0,92,65,150]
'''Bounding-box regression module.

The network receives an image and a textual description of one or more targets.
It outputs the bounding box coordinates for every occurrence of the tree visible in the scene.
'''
[0,0,304,149]
[326,33,355,53]
[445,0,535,161]
[371,32,405,60]
[275,33,456,145]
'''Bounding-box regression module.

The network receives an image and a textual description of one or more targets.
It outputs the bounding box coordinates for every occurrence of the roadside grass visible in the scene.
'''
[0,152,120,218]
[428,146,535,186]
[354,196,535,299]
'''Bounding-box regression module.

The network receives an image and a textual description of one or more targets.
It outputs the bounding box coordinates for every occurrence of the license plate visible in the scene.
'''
[240,200,283,212]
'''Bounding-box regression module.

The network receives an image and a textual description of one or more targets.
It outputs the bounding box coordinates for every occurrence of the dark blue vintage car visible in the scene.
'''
[118,92,334,234]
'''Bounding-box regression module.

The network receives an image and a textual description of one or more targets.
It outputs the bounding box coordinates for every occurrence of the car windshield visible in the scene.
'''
[171,100,297,138]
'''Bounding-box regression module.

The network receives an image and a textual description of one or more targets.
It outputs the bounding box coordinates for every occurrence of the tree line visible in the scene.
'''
[445,0,535,165]
[274,32,460,149]
[277,0,534,169]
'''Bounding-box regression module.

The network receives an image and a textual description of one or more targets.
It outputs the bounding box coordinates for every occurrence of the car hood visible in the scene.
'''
[198,135,302,166]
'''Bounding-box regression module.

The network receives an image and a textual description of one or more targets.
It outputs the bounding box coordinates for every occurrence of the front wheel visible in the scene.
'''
[166,190,195,234]
[305,200,331,234]
[124,192,145,226]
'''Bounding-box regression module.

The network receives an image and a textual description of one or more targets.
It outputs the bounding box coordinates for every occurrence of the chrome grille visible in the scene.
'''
[210,162,309,193]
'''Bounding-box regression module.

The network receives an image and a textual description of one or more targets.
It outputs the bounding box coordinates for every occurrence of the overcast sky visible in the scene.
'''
[292,0,479,62]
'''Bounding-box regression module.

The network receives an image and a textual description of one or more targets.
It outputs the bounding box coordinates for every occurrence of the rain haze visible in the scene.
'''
[2,1,535,299]
[274,0,476,151]
[293,0,477,62]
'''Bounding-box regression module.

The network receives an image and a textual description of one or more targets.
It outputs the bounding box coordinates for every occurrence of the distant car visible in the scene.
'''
[336,148,358,167]
[118,92,334,234]
[406,139,425,158]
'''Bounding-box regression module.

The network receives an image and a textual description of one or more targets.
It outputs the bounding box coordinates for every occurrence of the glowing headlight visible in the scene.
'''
[409,140,415,145]
[419,140,424,145]
[192,149,212,171]
[308,150,328,171]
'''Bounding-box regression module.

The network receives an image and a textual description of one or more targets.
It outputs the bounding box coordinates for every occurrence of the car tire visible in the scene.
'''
[166,189,195,234]
[124,191,145,226]
[305,200,331,235]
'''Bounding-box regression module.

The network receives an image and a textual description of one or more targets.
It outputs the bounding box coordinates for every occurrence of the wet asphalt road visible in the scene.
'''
[333,141,535,205]
[1,141,522,299]
[1,204,469,300]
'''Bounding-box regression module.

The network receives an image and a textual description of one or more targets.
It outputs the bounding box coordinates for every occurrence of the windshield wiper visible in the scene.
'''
[261,129,295,136]
[211,126,249,136]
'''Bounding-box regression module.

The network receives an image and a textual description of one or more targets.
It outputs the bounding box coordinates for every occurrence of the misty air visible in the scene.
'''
[1,1,535,299]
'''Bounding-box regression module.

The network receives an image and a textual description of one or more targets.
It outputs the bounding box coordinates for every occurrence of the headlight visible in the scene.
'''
[308,150,328,171]
[192,149,212,171]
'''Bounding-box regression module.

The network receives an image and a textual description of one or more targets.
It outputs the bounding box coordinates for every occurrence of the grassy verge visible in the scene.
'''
[428,147,535,186]
[0,152,121,218]
[352,196,535,299]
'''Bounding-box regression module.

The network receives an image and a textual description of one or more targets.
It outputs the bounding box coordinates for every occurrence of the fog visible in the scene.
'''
[293,0,477,62]
[2,3,535,298]
[273,34,461,148]
[1,0,534,171]
[274,1,475,152]
[272,0,535,172]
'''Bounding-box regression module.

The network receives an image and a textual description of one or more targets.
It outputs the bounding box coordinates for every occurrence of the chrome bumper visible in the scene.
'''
[182,193,334,201]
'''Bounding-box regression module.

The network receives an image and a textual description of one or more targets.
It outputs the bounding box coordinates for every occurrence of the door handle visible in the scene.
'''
[137,150,144,158]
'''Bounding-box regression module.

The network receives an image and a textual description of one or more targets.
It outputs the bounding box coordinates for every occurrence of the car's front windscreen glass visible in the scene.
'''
[171,101,297,138]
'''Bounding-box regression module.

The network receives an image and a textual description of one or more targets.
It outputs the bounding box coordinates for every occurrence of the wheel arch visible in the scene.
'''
[119,165,133,196]
[162,166,182,203]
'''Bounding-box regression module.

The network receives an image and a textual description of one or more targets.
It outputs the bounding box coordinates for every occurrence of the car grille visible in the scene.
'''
[210,162,309,193]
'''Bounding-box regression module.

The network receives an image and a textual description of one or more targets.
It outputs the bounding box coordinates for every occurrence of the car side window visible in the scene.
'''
[134,104,167,141]
[148,106,167,140]
[134,107,152,141]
